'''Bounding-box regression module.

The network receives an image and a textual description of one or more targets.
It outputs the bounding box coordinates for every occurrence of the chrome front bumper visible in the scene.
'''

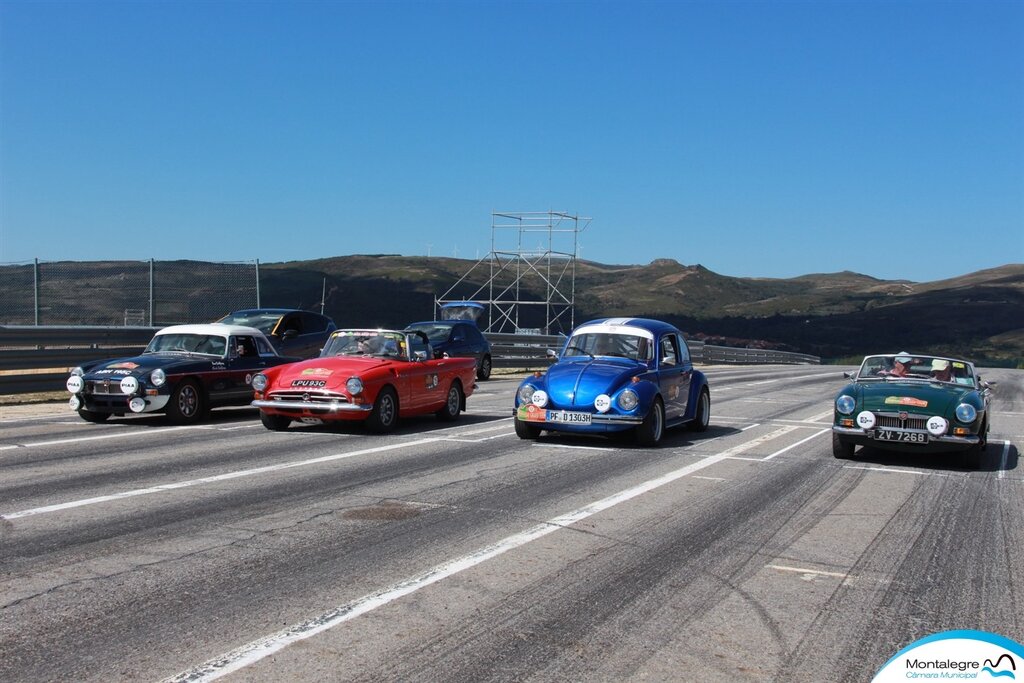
[252,399,372,413]
[831,426,980,446]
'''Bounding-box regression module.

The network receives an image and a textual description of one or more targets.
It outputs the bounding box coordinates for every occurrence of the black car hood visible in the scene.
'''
[81,352,226,378]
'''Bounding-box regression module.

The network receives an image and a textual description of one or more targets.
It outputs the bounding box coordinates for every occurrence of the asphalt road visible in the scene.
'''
[1,365,1022,682]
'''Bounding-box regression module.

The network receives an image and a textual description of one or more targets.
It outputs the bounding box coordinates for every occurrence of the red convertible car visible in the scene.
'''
[250,329,478,432]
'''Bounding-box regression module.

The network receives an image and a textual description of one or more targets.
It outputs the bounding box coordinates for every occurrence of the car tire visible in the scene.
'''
[477,355,492,381]
[436,382,463,421]
[635,397,665,446]
[688,388,710,432]
[514,416,542,440]
[832,432,855,459]
[260,412,291,431]
[366,387,399,433]
[166,379,206,424]
[78,409,110,423]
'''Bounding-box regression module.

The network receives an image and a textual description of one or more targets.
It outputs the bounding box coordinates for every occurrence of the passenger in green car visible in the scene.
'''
[931,359,953,382]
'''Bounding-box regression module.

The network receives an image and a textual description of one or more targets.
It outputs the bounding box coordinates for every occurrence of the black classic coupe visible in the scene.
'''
[66,324,296,423]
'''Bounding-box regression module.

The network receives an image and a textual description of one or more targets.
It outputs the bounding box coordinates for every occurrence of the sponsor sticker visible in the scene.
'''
[518,404,547,423]
[107,362,139,370]
[426,374,439,389]
[884,396,928,408]
[301,367,334,377]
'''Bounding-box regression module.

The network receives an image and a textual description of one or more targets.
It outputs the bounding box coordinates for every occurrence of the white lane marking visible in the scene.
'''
[441,433,515,443]
[217,424,263,431]
[23,425,199,448]
[448,421,513,437]
[533,443,617,452]
[162,426,793,682]
[998,440,1010,480]
[805,409,836,422]
[762,428,830,461]
[745,379,778,386]
[843,465,949,477]
[1,438,438,520]
[767,564,848,579]
[693,476,727,481]
[0,444,20,451]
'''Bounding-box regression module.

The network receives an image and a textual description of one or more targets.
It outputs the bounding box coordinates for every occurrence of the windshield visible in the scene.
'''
[146,333,226,357]
[564,332,652,362]
[406,323,452,344]
[321,331,408,360]
[215,312,280,334]
[856,354,975,386]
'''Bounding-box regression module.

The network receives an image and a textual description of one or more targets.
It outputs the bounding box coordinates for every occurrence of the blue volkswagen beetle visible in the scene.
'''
[513,318,711,445]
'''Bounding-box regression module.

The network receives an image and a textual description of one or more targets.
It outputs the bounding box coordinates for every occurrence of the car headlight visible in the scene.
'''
[150,368,166,387]
[836,395,856,415]
[955,403,977,423]
[518,384,537,405]
[71,366,84,377]
[251,373,268,392]
[618,389,639,411]
[346,377,364,395]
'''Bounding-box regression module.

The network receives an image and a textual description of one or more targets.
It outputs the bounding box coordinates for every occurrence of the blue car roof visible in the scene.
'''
[576,317,683,336]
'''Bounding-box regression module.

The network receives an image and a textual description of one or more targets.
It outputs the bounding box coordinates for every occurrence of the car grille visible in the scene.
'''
[87,380,127,395]
[266,390,350,414]
[874,412,928,430]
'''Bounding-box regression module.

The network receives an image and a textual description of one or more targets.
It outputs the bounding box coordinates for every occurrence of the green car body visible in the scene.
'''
[831,353,992,467]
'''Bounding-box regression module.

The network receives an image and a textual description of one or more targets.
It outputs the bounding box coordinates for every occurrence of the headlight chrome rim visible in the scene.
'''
[346,377,364,395]
[955,403,977,424]
[517,384,537,405]
[251,373,268,392]
[150,368,166,387]
[836,395,856,415]
[618,389,639,411]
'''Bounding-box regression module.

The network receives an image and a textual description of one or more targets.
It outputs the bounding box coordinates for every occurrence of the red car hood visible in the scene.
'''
[270,356,393,391]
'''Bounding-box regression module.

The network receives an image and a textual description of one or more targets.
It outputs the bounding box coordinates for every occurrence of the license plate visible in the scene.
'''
[875,429,927,444]
[547,410,592,425]
[300,417,323,425]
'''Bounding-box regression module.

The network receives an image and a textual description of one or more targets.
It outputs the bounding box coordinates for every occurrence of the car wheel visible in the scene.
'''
[514,416,542,440]
[832,432,855,459]
[166,380,206,424]
[366,387,399,433]
[260,412,291,431]
[477,355,492,381]
[436,382,463,421]
[688,388,710,432]
[78,409,110,423]
[635,398,665,446]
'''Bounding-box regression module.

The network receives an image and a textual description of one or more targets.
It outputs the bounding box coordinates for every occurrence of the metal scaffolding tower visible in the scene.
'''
[436,211,591,334]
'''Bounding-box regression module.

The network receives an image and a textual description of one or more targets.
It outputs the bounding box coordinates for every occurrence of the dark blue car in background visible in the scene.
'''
[406,302,493,380]
[215,308,336,359]
[513,317,711,445]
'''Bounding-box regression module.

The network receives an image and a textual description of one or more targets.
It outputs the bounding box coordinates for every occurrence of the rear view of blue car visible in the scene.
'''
[513,317,710,445]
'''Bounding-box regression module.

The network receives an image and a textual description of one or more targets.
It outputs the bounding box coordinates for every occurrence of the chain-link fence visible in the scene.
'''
[0,259,259,326]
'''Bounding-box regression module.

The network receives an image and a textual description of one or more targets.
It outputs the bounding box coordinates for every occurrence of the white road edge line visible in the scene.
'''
[1,438,439,520]
[761,428,830,460]
[999,439,1010,480]
[162,427,784,682]
[843,465,948,477]
[767,564,849,579]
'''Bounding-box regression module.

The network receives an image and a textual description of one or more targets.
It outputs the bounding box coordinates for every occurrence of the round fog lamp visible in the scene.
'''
[594,394,611,413]
[926,416,948,436]
[531,390,549,407]
[69,396,81,411]
[66,376,83,393]
[129,397,146,413]
[120,376,139,395]
[856,411,876,430]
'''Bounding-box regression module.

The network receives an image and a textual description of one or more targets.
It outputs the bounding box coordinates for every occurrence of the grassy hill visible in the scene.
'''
[2,257,1021,366]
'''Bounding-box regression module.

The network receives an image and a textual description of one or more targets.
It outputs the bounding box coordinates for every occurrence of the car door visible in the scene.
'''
[225,334,271,399]
[658,333,691,420]
[401,333,445,412]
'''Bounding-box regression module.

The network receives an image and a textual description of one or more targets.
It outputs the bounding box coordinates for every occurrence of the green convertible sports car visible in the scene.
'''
[831,352,993,468]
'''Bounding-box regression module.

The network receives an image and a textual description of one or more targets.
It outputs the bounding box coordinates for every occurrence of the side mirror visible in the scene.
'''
[413,350,429,361]
[843,371,854,379]
[281,329,298,340]
[546,348,558,359]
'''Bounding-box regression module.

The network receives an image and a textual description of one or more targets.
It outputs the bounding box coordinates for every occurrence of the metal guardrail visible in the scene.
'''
[0,326,819,395]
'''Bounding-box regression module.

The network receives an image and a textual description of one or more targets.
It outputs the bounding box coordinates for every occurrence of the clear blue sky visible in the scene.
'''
[1,0,1021,283]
